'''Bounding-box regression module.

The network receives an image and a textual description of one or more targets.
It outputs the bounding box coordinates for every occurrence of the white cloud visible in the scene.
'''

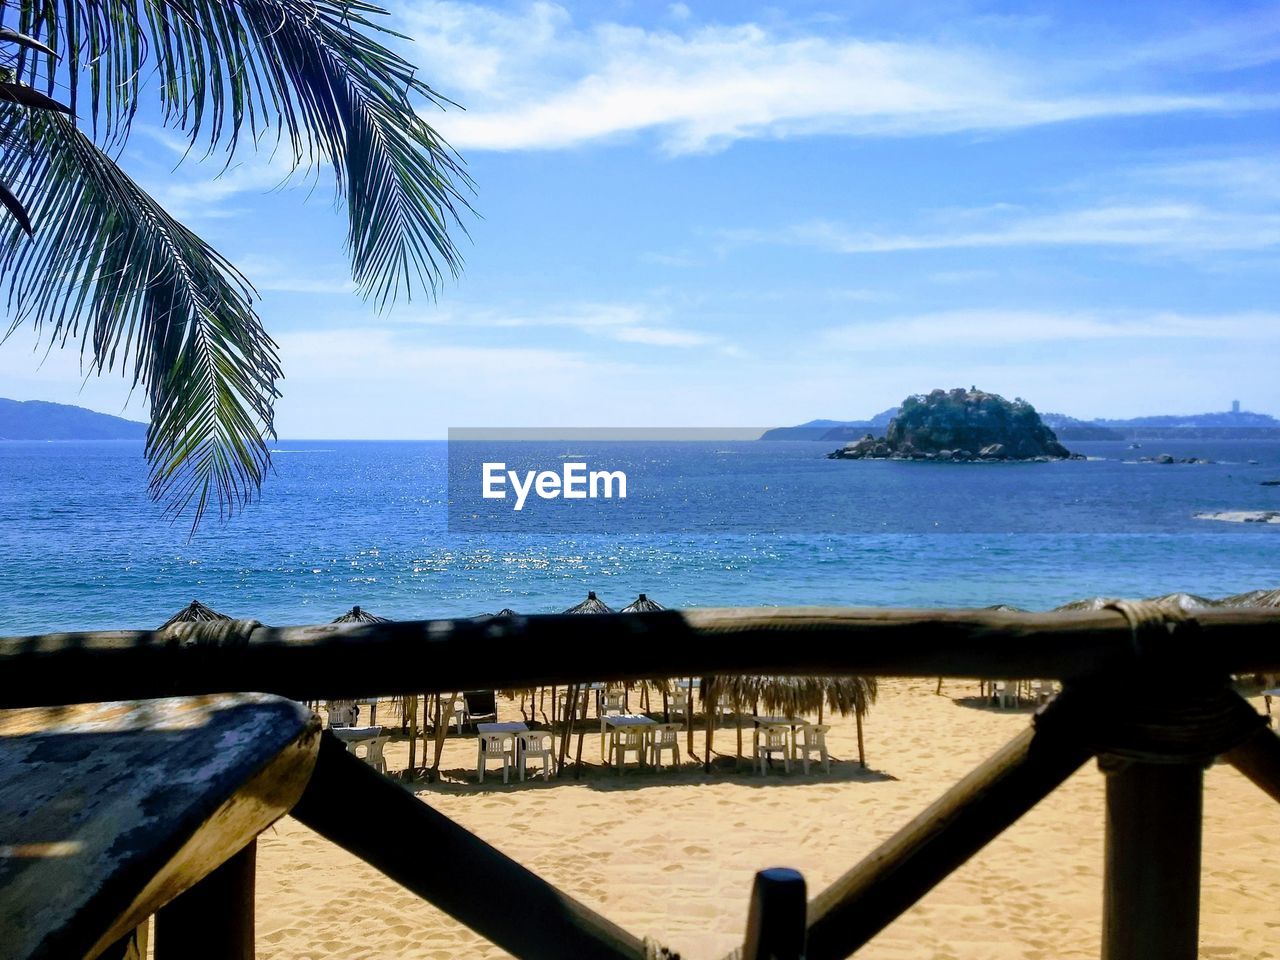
[129,125,319,222]
[821,309,1280,350]
[233,255,357,295]
[612,326,712,346]
[398,2,1276,154]
[730,203,1280,255]
[392,299,718,347]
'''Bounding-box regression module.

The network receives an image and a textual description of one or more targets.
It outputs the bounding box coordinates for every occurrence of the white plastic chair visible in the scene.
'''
[477,732,515,784]
[1035,679,1056,704]
[609,725,647,773]
[557,688,577,720]
[599,691,626,759]
[798,724,831,774]
[349,735,390,775]
[756,723,790,774]
[995,680,1018,709]
[446,694,467,733]
[649,723,681,770]
[517,730,553,781]
[326,700,356,728]
[668,688,690,723]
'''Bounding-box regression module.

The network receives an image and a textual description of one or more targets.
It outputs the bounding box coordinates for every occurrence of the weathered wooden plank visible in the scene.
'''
[2,607,1279,708]
[0,695,319,960]
[292,733,652,960]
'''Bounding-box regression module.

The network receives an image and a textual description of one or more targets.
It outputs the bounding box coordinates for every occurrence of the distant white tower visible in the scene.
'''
[1232,399,1241,414]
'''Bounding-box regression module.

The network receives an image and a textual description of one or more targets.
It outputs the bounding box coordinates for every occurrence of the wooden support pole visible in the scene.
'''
[740,868,807,960]
[1100,758,1203,960]
[686,678,696,759]
[293,734,648,960]
[705,691,716,773]
[1225,724,1280,805]
[805,703,1092,960]
[154,840,256,960]
[855,709,866,769]
[557,684,578,775]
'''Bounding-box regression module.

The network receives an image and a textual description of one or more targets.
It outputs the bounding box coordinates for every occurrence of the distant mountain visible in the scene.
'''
[763,404,1280,441]
[0,399,147,440]
[1039,413,1124,441]
[760,408,898,441]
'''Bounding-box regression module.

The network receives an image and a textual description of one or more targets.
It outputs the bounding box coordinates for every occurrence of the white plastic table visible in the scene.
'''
[476,722,528,734]
[752,716,811,762]
[476,721,529,773]
[604,714,657,768]
[331,725,383,743]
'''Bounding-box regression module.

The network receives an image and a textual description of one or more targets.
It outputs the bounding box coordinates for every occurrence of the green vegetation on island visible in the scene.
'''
[828,388,1076,462]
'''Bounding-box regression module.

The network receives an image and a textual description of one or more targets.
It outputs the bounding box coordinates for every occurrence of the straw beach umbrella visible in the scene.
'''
[331,604,389,624]
[714,675,879,768]
[1219,588,1280,607]
[560,592,613,774]
[620,594,667,713]
[159,599,232,629]
[328,605,415,772]
[620,593,663,614]
[565,590,613,615]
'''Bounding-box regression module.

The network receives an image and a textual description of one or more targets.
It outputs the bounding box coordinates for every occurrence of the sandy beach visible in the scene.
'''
[251,679,1280,959]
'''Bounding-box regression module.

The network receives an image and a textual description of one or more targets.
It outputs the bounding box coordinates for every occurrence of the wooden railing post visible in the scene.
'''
[741,868,806,960]
[153,839,256,960]
[1100,757,1203,960]
[805,692,1095,960]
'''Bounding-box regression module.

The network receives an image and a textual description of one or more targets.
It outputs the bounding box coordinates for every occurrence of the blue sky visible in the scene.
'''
[3,0,1279,436]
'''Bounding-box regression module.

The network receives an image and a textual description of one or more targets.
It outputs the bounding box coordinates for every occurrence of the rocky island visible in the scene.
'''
[829,388,1079,462]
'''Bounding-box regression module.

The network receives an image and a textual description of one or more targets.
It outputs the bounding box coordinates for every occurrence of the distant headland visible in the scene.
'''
[825,388,1077,462]
[0,398,147,441]
[763,398,1280,442]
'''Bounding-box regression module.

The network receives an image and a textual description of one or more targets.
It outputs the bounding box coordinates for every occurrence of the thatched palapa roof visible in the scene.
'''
[1220,588,1280,607]
[620,593,665,613]
[159,600,232,630]
[332,605,390,624]
[563,591,613,615]
[1053,589,1277,612]
[716,674,878,719]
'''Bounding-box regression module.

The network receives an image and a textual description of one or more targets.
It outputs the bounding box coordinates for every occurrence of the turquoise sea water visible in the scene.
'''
[1,439,1278,634]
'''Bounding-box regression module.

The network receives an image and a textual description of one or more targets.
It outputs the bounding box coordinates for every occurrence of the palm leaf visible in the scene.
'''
[0,82,70,113]
[0,110,280,527]
[6,0,472,300]
[0,27,59,58]
[0,180,33,234]
[0,1,472,523]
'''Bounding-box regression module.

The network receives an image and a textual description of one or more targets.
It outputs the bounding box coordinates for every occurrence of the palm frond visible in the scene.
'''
[0,1,472,523]
[8,0,472,302]
[0,109,280,528]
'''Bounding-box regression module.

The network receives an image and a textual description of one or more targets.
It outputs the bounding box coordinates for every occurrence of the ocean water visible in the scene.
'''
[1,438,1278,634]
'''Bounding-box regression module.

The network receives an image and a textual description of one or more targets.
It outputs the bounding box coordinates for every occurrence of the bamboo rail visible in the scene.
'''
[2,606,1280,707]
[5,603,1280,960]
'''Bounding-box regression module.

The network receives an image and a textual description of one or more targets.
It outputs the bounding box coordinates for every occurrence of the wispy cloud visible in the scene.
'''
[130,125,316,221]
[233,255,357,295]
[398,2,1277,154]
[727,203,1280,256]
[393,300,719,348]
[821,309,1280,350]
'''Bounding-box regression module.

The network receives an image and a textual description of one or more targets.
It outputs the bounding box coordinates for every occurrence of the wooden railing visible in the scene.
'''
[2,602,1279,960]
